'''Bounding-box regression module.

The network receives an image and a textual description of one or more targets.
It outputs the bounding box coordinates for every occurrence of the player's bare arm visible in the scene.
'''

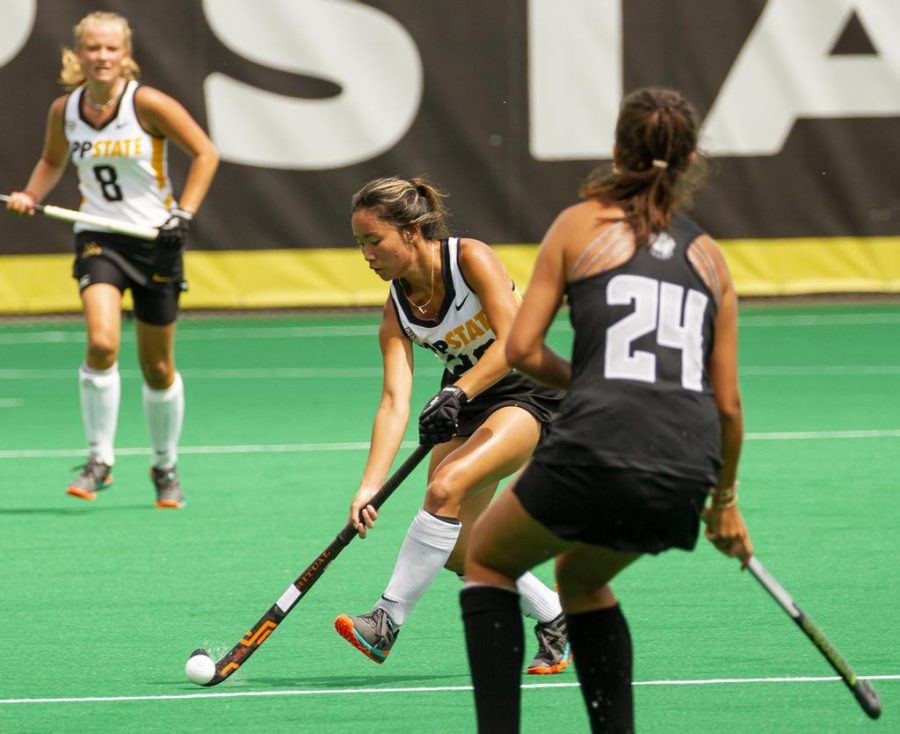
[135,86,219,213]
[449,238,520,399]
[350,299,414,537]
[506,209,571,390]
[7,97,70,214]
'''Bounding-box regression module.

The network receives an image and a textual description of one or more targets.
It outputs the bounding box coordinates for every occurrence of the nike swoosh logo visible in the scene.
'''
[151,273,171,283]
[454,293,470,310]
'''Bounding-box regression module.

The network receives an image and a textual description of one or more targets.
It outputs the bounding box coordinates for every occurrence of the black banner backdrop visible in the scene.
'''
[1,0,898,255]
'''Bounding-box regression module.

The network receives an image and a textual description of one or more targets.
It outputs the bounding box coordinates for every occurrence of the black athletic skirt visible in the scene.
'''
[513,459,709,554]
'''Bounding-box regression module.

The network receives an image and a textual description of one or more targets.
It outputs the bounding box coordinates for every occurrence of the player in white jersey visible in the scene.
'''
[5,11,218,508]
[333,177,570,675]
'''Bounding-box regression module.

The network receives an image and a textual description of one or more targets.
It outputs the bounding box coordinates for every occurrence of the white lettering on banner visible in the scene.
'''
[201,0,423,170]
[528,0,622,161]
[0,0,35,67]
[703,0,900,156]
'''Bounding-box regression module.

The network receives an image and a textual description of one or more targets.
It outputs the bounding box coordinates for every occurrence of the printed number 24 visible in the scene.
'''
[604,274,708,391]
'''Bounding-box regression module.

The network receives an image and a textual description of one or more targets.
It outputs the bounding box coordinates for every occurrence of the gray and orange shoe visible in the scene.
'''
[151,465,184,509]
[66,458,113,501]
[334,608,399,664]
[527,613,572,675]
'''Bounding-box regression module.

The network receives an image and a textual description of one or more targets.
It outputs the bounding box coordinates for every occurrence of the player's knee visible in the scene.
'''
[424,472,464,514]
[141,359,174,389]
[86,336,118,366]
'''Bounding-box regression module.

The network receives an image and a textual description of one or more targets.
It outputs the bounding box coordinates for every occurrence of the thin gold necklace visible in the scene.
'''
[86,80,124,112]
[404,243,437,315]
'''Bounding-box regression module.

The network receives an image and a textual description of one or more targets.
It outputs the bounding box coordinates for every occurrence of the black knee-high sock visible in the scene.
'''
[567,604,634,734]
[460,585,523,733]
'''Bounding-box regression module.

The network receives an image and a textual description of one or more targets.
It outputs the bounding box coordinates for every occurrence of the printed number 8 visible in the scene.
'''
[93,165,123,202]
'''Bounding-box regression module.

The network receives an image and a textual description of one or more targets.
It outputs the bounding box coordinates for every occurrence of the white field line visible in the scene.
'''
[1,364,899,380]
[0,673,896,705]
[0,441,379,459]
[0,310,898,346]
[0,367,441,380]
[0,325,380,345]
[1,430,899,461]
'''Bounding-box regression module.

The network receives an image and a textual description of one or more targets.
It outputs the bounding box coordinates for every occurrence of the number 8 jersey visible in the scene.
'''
[64,80,174,233]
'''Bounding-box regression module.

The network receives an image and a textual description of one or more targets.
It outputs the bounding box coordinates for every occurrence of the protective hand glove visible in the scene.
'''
[156,208,193,249]
[419,386,468,445]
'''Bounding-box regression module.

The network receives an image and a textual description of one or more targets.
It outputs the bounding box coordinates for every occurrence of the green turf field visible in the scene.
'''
[1,303,897,733]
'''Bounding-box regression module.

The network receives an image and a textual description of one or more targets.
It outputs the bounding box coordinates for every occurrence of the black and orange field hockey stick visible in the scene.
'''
[188,444,431,687]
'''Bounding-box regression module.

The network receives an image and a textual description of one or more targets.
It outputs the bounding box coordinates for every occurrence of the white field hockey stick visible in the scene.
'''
[746,555,882,719]
[188,444,432,686]
[1,193,158,240]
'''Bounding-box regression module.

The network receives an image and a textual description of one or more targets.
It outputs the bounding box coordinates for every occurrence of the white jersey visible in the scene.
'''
[64,80,174,233]
[390,237,518,378]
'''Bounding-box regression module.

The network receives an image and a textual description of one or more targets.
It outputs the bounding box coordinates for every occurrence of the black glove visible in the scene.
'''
[156,208,193,249]
[419,386,468,445]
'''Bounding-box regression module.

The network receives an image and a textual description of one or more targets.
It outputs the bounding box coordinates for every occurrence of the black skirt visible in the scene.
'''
[512,459,709,554]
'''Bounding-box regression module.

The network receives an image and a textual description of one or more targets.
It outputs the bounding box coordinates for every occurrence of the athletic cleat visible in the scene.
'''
[66,458,113,500]
[151,465,185,509]
[334,608,399,664]
[527,613,572,675]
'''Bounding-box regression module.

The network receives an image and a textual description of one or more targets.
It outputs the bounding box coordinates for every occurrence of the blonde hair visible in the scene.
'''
[58,11,141,90]
[351,176,450,240]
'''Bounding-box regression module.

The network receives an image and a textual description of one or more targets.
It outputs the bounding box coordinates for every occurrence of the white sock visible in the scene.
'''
[79,362,120,466]
[143,372,184,469]
[516,571,563,622]
[375,508,461,625]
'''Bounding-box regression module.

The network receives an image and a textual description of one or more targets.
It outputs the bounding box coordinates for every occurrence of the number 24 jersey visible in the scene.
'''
[536,216,722,484]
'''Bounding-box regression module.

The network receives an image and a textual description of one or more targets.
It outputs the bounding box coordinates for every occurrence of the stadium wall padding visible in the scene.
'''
[1,1,899,310]
[2,238,898,314]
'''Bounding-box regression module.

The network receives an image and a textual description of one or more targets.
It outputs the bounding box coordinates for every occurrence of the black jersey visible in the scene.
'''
[535,215,721,483]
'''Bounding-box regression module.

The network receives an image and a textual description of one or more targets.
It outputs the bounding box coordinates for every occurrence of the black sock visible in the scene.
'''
[567,604,635,734]
[460,585,523,733]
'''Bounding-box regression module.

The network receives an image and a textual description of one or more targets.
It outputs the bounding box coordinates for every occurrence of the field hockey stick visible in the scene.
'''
[746,555,882,719]
[1,193,158,240]
[191,443,432,687]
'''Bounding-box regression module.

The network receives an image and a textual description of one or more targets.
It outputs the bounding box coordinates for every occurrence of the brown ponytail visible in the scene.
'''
[351,176,450,240]
[580,88,705,246]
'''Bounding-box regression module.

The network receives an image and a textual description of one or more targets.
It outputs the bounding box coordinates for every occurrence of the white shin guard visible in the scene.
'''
[375,508,461,626]
[516,571,563,623]
[79,362,120,466]
[143,372,184,469]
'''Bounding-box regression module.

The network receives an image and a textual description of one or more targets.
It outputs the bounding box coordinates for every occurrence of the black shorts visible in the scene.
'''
[513,459,709,554]
[455,390,559,441]
[73,231,186,326]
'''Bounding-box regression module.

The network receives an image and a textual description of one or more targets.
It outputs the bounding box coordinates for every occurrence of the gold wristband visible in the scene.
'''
[711,482,738,509]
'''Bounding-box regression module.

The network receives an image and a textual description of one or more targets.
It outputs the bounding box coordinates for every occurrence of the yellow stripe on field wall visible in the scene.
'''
[1,237,898,313]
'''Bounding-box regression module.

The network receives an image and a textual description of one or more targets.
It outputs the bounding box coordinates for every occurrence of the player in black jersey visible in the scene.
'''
[461,88,754,732]
[333,176,569,674]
